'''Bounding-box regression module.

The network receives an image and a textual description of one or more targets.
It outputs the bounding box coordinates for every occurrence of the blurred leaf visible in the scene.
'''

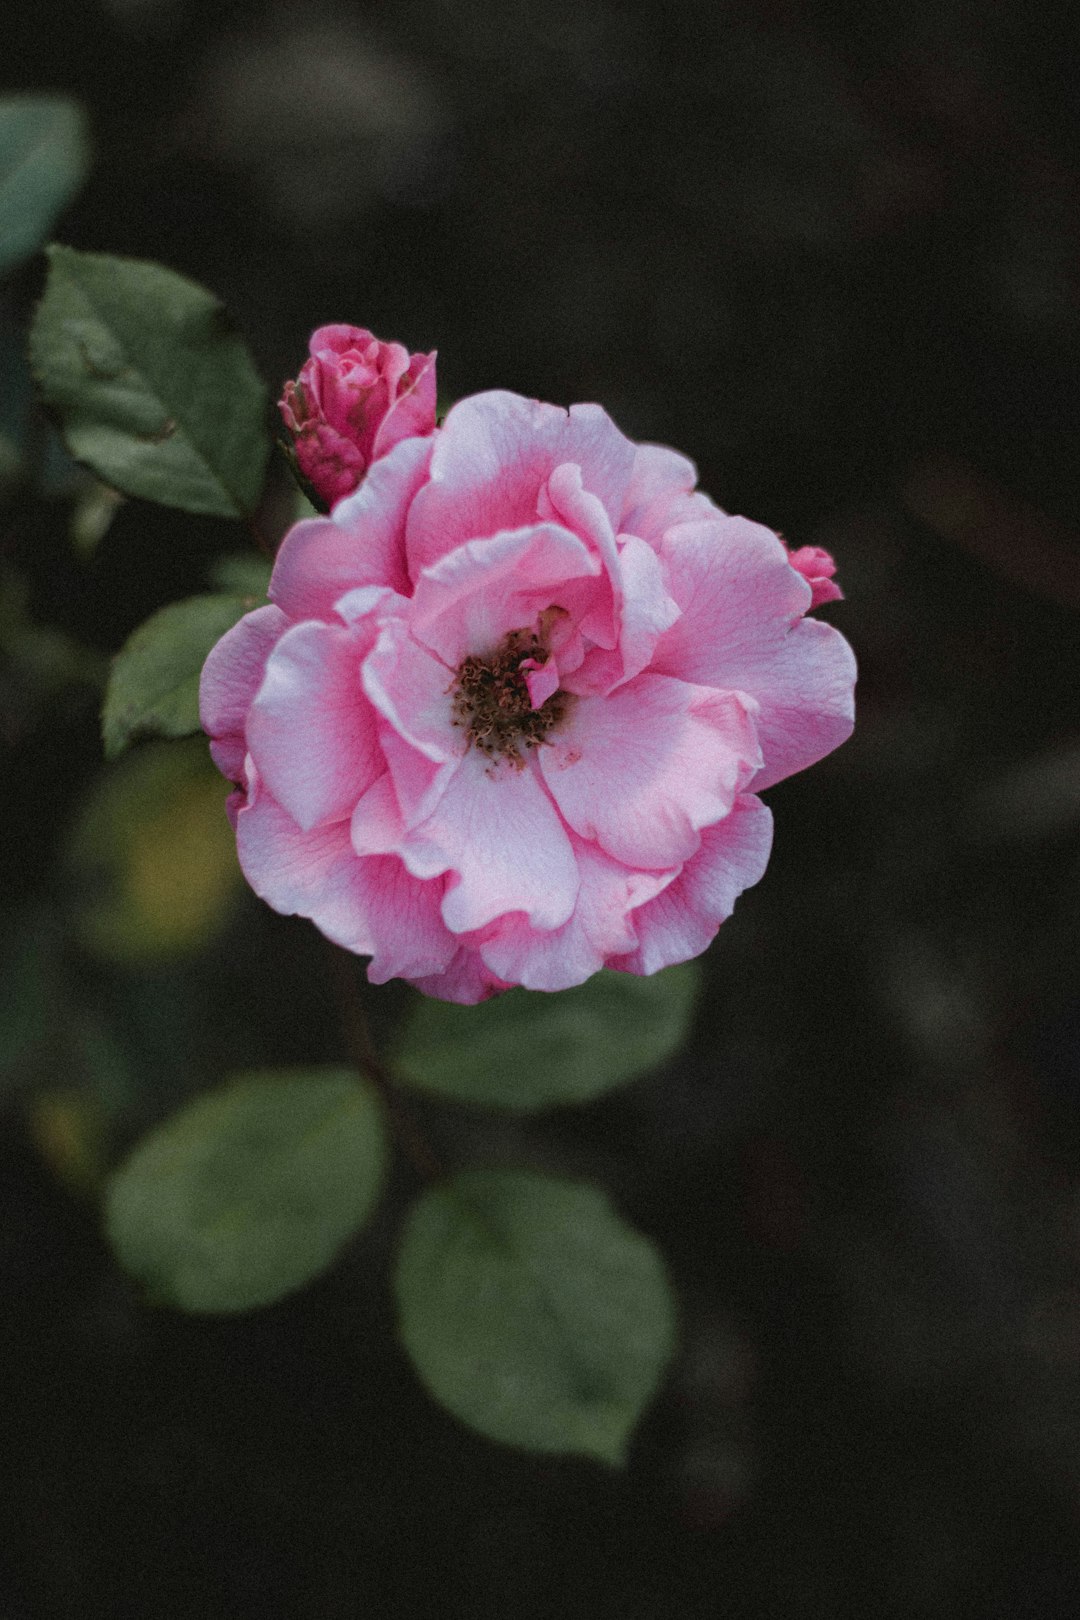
[102,592,258,759]
[70,479,125,556]
[1,568,105,696]
[66,736,241,965]
[208,552,272,598]
[292,487,318,522]
[0,97,90,277]
[396,1169,676,1463]
[396,963,700,1112]
[30,245,270,516]
[105,1068,388,1312]
[0,307,85,497]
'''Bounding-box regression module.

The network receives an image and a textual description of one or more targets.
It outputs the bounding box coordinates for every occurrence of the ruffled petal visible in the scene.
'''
[371,350,437,461]
[234,784,375,956]
[405,390,636,576]
[402,751,580,934]
[652,517,855,789]
[408,521,601,667]
[614,794,774,975]
[566,531,681,696]
[410,946,511,1005]
[199,604,289,781]
[350,770,405,856]
[358,857,456,984]
[269,434,432,615]
[538,461,620,649]
[619,441,719,543]
[236,778,454,977]
[480,835,676,991]
[360,614,461,827]
[540,673,761,869]
[246,620,381,832]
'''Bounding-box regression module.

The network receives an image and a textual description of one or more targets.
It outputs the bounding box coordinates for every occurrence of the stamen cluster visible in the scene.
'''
[451,630,565,765]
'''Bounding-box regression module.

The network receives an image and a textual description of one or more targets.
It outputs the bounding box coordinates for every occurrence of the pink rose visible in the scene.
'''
[279,325,437,508]
[786,544,843,608]
[202,390,856,1004]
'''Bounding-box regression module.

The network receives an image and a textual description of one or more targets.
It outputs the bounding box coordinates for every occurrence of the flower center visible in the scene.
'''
[450,629,566,767]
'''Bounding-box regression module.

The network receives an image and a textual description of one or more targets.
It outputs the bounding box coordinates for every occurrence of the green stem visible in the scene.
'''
[327,943,441,1182]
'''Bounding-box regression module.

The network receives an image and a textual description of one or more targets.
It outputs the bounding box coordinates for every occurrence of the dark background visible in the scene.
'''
[3,0,1080,1614]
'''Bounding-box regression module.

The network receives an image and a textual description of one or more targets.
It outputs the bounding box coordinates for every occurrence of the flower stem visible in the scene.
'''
[245,511,277,560]
[327,944,441,1182]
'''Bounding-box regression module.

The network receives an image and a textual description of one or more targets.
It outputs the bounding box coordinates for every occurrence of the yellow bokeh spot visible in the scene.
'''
[68,737,243,965]
[29,1089,106,1197]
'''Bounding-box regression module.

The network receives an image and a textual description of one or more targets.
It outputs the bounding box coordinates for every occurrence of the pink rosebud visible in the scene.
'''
[279,325,437,509]
[786,544,844,608]
[202,390,856,1004]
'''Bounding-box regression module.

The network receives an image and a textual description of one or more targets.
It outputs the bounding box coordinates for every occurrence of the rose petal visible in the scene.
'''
[538,461,620,648]
[405,390,636,576]
[359,857,456,984]
[236,781,454,978]
[480,835,676,991]
[199,604,288,781]
[614,794,774,975]
[372,350,438,461]
[566,531,681,696]
[522,656,560,709]
[247,620,382,832]
[652,517,855,789]
[410,946,511,1005]
[540,673,761,869]
[408,522,600,667]
[361,615,461,827]
[619,441,718,543]
[402,750,580,934]
[234,784,373,956]
[269,434,432,615]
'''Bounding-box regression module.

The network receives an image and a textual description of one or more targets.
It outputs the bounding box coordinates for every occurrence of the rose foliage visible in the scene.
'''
[203,366,856,1004]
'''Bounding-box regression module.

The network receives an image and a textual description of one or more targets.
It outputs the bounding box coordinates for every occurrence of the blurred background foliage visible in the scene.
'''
[2,0,1080,1614]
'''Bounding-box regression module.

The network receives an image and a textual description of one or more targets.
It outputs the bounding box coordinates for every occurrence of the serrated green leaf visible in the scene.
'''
[102,592,258,759]
[66,736,241,965]
[106,1068,388,1312]
[0,97,90,276]
[396,1169,676,1463]
[30,245,270,516]
[396,962,700,1112]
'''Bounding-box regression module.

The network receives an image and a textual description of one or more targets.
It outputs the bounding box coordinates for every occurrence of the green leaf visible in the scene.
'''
[106,1068,388,1312]
[102,592,259,759]
[70,479,124,557]
[29,245,270,516]
[0,97,90,277]
[66,736,242,965]
[208,552,272,598]
[395,1170,676,1463]
[396,962,700,1112]
[0,566,105,697]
